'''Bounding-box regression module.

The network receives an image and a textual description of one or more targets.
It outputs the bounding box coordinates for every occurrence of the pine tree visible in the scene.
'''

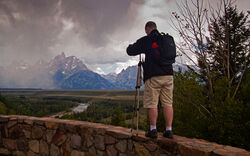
[111,105,126,126]
[208,5,249,99]
[172,0,250,149]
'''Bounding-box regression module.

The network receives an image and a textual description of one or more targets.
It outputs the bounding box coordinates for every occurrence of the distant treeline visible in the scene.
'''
[0,95,78,117]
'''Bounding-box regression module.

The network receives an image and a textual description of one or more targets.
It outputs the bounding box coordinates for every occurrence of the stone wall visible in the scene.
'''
[0,115,249,156]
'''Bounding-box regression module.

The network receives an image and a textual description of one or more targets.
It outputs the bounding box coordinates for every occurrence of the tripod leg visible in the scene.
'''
[136,88,140,135]
[134,55,142,135]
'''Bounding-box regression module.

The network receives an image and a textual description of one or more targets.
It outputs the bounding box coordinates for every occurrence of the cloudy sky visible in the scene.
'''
[0,0,249,74]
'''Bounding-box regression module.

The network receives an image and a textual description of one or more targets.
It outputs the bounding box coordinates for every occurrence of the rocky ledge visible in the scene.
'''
[0,115,249,156]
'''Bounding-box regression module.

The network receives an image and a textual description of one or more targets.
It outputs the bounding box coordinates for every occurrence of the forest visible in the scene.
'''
[0,95,78,117]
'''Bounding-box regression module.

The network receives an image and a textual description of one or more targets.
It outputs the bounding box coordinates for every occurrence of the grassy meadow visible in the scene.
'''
[0,89,143,101]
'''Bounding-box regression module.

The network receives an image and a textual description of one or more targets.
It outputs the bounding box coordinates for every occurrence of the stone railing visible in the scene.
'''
[0,115,249,156]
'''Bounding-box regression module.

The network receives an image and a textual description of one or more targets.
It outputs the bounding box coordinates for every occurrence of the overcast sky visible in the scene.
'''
[0,0,249,74]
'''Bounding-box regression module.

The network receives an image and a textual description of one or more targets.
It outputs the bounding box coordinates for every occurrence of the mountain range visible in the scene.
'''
[0,52,189,89]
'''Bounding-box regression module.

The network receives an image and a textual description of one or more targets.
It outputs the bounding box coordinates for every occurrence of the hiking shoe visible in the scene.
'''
[145,129,158,138]
[163,130,173,139]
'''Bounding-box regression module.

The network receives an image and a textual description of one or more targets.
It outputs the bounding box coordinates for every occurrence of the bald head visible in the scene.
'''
[145,21,157,35]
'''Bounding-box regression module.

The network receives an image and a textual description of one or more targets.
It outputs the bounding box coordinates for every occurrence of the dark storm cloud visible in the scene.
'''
[0,0,63,65]
[0,0,145,65]
[60,0,145,47]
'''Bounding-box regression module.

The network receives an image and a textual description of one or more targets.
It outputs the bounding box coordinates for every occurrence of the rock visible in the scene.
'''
[85,134,94,148]
[13,151,26,156]
[34,120,44,126]
[9,125,24,139]
[134,142,150,156]
[52,131,67,146]
[29,140,39,153]
[40,140,49,156]
[58,123,67,132]
[211,149,231,156]
[106,129,131,139]
[71,135,81,149]
[71,150,85,156]
[105,135,116,145]
[7,120,17,128]
[94,128,106,135]
[65,123,79,133]
[80,125,94,136]
[24,119,34,125]
[0,116,9,122]
[127,140,133,151]
[23,130,31,139]
[18,118,24,123]
[132,134,150,142]
[45,121,59,129]
[17,138,28,151]
[27,150,39,156]
[3,138,17,150]
[32,126,43,139]
[0,148,10,155]
[50,144,59,156]
[115,140,127,153]
[223,146,249,153]
[127,152,136,156]
[143,142,158,152]
[46,129,56,143]
[106,145,117,156]
[95,135,105,150]
[88,146,96,156]
[21,125,32,139]
[178,142,212,156]
[2,125,8,137]
[61,141,71,156]
[158,137,178,154]
[97,150,104,156]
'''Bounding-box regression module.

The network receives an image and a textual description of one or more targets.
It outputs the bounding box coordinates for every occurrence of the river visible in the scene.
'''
[71,103,89,113]
[49,103,89,118]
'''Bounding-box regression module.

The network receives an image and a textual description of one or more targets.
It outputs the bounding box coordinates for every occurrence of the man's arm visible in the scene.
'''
[127,36,147,56]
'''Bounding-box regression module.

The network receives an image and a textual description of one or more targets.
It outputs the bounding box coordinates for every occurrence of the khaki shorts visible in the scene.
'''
[143,75,173,108]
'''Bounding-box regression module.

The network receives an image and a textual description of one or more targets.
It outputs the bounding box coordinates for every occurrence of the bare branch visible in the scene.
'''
[232,52,250,99]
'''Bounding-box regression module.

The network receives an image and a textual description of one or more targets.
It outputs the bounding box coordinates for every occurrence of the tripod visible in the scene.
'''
[135,54,142,135]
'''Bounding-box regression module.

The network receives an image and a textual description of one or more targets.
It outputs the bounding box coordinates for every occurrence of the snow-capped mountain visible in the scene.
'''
[102,64,194,89]
[101,66,138,89]
[0,52,114,89]
[48,52,88,76]
[47,52,116,89]
[0,53,195,89]
[115,66,138,89]
[102,73,117,84]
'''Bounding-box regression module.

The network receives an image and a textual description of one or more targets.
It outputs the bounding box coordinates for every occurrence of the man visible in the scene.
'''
[127,21,174,139]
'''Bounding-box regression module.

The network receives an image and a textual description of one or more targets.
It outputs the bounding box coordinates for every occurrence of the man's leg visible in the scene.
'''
[160,75,174,138]
[145,107,158,138]
[144,77,160,138]
[163,106,173,128]
[149,108,158,129]
[162,105,174,138]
